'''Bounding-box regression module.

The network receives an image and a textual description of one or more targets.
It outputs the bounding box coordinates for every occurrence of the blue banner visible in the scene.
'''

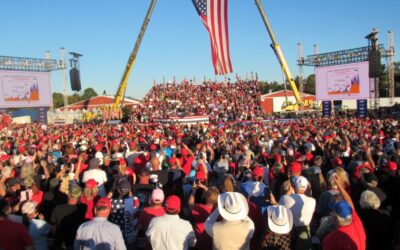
[322,101,332,117]
[357,99,368,118]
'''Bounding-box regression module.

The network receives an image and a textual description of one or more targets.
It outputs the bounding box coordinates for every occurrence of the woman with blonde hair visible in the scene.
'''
[79,179,99,220]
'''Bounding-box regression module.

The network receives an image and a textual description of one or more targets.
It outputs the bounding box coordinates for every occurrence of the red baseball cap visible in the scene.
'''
[85,179,98,189]
[252,166,264,178]
[119,158,127,166]
[305,152,313,162]
[150,144,157,151]
[0,154,11,162]
[333,157,343,166]
[294,152,303,162]
[129,141,136,149]
[388,161,397,171]
[95,144,102,152]
[18,146,26,154]
[165,195,181,213]
[169,157,177,165]
[290,162,302,174]
[95,198,111,209]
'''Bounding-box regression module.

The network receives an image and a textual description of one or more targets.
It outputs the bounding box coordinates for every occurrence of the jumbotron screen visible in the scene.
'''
[0,70,52,108]
[315,61,370,101]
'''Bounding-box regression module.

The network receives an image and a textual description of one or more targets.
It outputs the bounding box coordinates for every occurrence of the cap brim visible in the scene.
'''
[267,206,293,234]
[218,192,249,222]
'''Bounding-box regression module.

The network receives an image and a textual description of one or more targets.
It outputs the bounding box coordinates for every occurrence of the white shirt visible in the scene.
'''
[82,169,107,185]
[280,193,316,227]
[146,214,196,250]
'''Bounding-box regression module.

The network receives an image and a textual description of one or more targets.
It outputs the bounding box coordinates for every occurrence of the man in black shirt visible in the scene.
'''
[51,185,86,249]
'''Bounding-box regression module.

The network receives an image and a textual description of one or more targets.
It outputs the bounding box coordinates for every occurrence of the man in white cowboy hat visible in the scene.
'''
[261,205,294,249]
[205,192,255,250]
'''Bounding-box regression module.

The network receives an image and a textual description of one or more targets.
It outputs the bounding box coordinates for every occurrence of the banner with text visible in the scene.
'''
[316,61,369,101]
[0,70,52,108]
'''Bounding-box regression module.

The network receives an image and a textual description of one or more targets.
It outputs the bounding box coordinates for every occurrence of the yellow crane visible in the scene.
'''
[113,0,157,110]
[255,0,303,111]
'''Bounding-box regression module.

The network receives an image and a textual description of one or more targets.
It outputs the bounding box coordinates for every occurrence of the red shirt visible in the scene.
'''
[195,163,207,182]
[0,219,33,250]
[80,196,100,220]
[323,210,366,250]
[137,206,165,232]
[192,204,214,250]
[31,190,44,205]
[182,155,194,176]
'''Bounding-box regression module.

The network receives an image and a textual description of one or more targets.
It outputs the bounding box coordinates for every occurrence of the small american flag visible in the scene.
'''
[192,0,233,75]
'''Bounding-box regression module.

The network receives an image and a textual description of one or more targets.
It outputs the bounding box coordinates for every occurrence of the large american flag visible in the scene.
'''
[192,0,233,75]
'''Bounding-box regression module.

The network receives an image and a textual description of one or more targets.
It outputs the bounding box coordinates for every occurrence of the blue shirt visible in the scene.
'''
[74,217,126,250]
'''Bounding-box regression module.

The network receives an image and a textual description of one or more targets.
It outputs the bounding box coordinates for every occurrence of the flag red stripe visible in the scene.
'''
[194,0,232,75]
[209,0,219,74]
[224,0,232,72]
[217,0,227,74]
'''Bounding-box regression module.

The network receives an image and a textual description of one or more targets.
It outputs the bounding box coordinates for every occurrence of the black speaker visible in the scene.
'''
[368,50,382,78]
[69,68,81,91]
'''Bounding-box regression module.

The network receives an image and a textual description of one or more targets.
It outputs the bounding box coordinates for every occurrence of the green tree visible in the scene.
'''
[52,92,64,109]
[395,62,400,96]
[304,74,316,95]
[81,88,98,100]
[68,93,81,104]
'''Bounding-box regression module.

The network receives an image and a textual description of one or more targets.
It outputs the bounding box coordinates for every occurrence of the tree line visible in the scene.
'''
[52,88,98,109]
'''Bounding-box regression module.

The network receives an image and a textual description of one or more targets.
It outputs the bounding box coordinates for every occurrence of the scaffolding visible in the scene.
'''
[0,55,60,72]
[298,30,394,111]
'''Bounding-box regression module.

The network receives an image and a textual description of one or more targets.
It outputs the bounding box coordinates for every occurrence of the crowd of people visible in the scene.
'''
[135,80,263,123]
[0,113,399,250]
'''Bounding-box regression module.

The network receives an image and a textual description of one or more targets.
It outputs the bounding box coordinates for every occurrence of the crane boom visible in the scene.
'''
[114,0,157,109]
[255,0,303,108]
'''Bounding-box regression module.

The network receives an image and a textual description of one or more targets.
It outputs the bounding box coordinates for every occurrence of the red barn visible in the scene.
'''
[58,95,141,111]
[260,90,317,113]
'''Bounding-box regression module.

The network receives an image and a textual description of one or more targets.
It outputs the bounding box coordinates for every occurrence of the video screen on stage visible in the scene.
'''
[0,70,52,108]
[315,61,370,101]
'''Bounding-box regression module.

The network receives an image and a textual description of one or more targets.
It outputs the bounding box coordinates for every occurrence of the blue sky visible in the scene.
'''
[1,0,399,99]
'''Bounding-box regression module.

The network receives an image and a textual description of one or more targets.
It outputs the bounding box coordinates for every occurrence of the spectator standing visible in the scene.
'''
[279,176,316,250]
[82,158,107,197]
[146,195,196,250]
[190,186,219,250]
[108,178,138,244]
[261,204,294,250]
[74,198,126,250]
[0,198,34,250]
[51,185,86,250]
[205,192,254,250]
[137,188,165,233]
[20,201,51,250]
[358,190,393,250]
[80,179,100,220]
[322,175,366,250]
